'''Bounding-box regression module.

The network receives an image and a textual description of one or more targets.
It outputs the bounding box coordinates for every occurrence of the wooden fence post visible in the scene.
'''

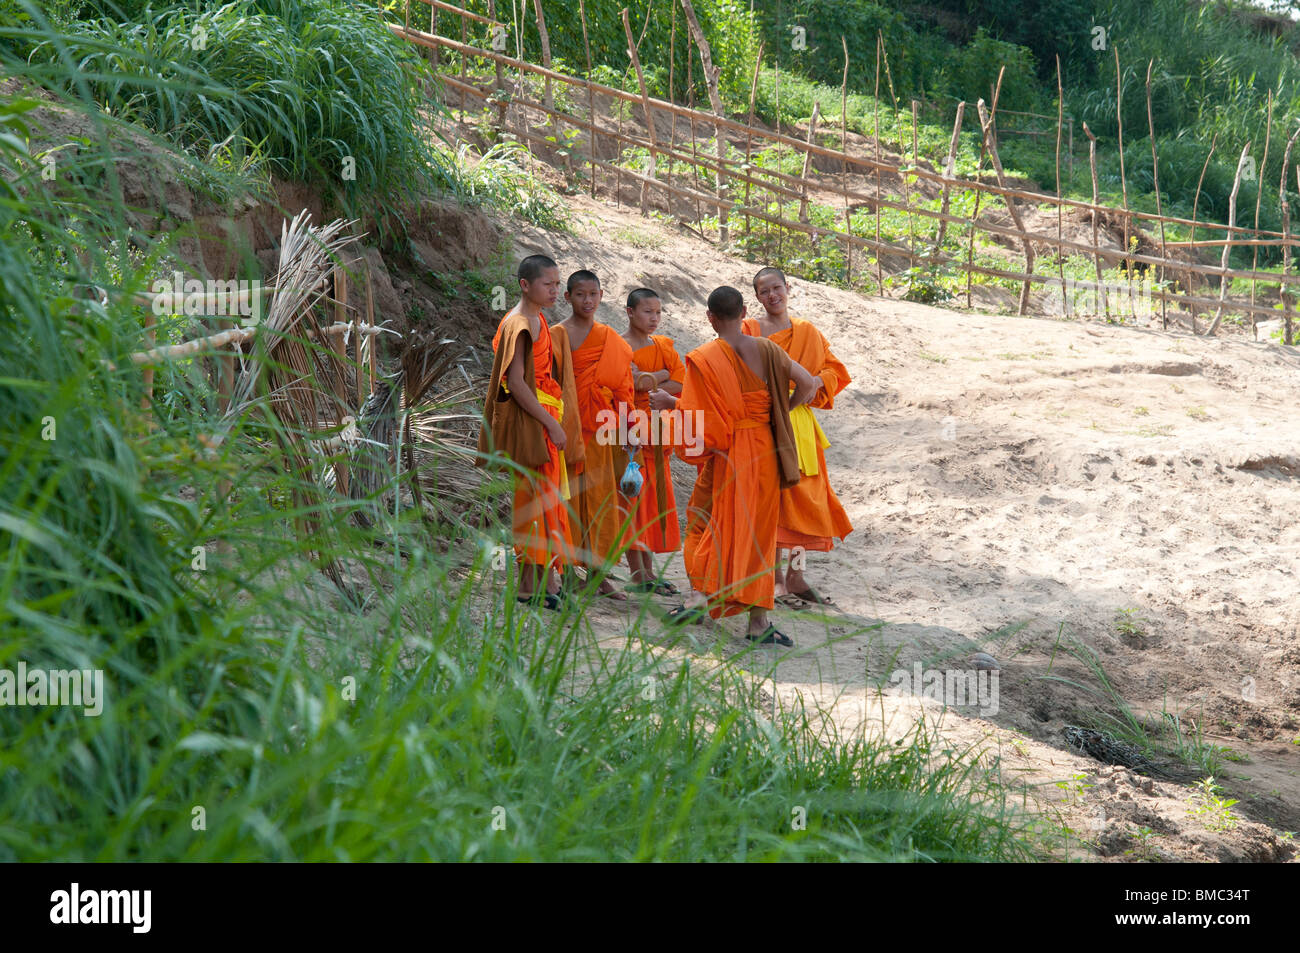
[874,33,883,294]
[430,4,438,67]
[1145,59,1168,330]
[622,7,658,217]
[218,317,234,413]
[487,0,503,92]
[1207,144,1251,336]
[1056,56,1066,316]
[141,311,156,422]
[841,35,851,285]
[977,93,1034,315]
[744,40,764,238]
[680,0,729,245]
[331,266,351,495]
[459,13,467,117]
[1188,133,1217,333]
[355,270,365,407]
[362,269,376,399]
[1251,89,1274,339]
[579,0,596,198]
[669,0,676,103]
[798,101,821,223]
[1114,45,1133,316]
[1279,125,1300,346]
[532,0,553,113]
[932,101,964,260]
[1082,121,1108,319]
[964,68,1001,309]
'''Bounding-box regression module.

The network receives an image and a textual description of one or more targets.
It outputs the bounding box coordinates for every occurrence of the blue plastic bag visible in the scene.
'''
[619,456,644,497]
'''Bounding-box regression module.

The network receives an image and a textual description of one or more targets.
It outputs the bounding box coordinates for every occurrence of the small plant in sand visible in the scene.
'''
[1185,406,1209,421]
[1123,826,1161,861]
[1133,406,1149,416]
[1114,607,1146,638]
[613,225,667,250]
[1189,777,1240,832]
[1054,772,1094,806]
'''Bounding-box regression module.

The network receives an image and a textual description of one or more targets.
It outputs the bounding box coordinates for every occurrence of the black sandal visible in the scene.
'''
[661,604,708,626]
[517,593,561,611]
[652,579,681,596]
[748,625,793,646]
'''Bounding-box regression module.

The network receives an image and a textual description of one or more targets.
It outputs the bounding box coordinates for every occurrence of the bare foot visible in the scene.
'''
[598,580,628,601]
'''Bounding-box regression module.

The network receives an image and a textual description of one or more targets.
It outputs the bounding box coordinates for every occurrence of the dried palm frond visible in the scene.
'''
[350,333,472,529]
[408,368,496,533]
[223,211,359,428]
[218,212,360,592]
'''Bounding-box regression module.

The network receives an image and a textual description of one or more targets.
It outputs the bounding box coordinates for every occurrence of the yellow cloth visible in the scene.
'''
[788,402,830,477]
[536,389,571,500]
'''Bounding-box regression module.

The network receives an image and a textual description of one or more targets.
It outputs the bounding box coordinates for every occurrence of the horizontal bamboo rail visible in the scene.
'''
[129,321,392,366]
[415,0,499,27]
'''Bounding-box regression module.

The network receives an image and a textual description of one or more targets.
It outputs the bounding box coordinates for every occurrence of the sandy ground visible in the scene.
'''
[493,189,1300,862]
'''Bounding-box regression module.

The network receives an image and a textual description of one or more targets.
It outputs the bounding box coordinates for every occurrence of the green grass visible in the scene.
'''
[21,0,449,212]
[438,140,569,231]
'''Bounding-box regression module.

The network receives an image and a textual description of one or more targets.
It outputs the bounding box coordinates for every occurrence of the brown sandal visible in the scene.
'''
[791,588,836,607]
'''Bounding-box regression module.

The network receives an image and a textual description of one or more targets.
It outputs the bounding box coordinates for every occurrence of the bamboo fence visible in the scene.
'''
[401,1,1300,339]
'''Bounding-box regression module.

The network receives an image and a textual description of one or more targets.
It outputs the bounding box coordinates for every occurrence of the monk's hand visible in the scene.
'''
[545,416,567,452]
[648,388,676,411]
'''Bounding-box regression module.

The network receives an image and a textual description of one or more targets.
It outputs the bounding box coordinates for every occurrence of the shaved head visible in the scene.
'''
[753,266,787,290]
[706,285,745,321]
[518,254,558,282]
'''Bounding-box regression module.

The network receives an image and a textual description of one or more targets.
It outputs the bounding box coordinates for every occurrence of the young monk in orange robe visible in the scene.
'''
[554,270,635,600]
[477,254,582,610]
[673,286,817,644]
[620,288,685,594]
[745,266,854,608]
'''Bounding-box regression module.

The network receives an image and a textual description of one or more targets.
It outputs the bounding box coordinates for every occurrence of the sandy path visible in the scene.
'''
[502,193,1300,861]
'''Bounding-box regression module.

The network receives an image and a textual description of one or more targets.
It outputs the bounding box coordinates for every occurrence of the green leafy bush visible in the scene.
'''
[454,0,761,106]
[945,28,1043,114]
[27,0,441,204]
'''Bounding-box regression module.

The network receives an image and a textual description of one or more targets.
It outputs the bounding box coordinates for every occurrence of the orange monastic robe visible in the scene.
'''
[566,323,635,569]
[742,316,853,552]
[491,309,576,567]
[623,335,685,553]
[677,339,780,618]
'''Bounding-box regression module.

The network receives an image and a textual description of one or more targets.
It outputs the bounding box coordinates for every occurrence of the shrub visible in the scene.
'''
[27,0,441,205]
